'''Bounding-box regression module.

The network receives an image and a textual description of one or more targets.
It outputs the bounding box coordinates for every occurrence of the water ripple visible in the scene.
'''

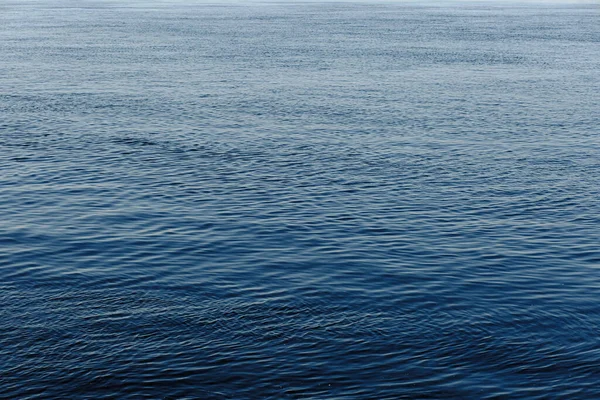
[2,1,600,399]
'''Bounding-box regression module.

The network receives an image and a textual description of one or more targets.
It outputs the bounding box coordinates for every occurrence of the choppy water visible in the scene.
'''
[1,1,600,398]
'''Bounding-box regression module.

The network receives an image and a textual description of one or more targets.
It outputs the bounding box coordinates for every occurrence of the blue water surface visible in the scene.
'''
[1,1,599,398]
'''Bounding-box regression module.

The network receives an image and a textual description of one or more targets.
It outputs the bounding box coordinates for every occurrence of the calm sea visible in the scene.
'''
[1,1,599,398]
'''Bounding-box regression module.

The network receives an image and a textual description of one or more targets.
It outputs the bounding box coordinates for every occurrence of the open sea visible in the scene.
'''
[1,0,599,398]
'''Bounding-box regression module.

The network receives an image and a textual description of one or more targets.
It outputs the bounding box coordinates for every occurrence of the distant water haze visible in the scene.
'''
[3,0,598,4]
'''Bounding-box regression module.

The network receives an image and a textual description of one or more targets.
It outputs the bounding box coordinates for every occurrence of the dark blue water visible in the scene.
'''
[1,1,599,398]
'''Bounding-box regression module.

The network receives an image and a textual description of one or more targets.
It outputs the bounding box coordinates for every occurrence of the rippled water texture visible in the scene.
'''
[1,1,600,398]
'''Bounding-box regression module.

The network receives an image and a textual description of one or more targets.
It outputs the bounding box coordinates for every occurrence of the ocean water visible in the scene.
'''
[1,1,599,398]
